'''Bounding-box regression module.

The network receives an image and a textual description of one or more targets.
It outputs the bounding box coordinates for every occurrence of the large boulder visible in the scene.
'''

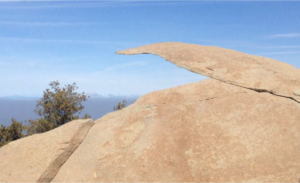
[0,119,94,182]
[52,79,300,182]
[0,42,300,182]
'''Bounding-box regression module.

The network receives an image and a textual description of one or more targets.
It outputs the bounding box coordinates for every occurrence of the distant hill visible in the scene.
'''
[0,96,138,127]
[1,95,39,100]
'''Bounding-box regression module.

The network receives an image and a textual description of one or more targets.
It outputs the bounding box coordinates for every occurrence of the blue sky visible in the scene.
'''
[0,1,299,97]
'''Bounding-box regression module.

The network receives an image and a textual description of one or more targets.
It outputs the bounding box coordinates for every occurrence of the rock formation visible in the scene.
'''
[0,42,300,182]
[0,119,94,182]
[116,42,300,103]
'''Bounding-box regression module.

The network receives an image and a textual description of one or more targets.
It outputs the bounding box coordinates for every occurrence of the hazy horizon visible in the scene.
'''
[0,1,299,125]
[0,95,138,127]
[0,1,299,98]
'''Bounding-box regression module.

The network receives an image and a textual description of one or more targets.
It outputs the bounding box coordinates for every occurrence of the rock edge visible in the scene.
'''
[116,42,300,103]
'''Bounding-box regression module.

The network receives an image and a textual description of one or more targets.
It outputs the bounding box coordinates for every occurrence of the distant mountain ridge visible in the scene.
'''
[0,96,138,127]
[1,95,39,100]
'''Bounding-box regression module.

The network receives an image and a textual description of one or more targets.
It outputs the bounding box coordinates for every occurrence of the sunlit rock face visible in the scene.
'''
[116,42,300,103]
[1,42,300,182]
[0,119,94,182]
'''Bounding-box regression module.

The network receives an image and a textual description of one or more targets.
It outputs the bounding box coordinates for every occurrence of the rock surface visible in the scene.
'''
[116,42,300,103]
[51,79,300,182]
[0,119,94,182]
[1,42,300,182]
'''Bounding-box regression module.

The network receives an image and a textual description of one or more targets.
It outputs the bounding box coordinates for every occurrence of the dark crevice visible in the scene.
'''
[212,78,299,104]
[205,67,214,71]
[251,88,298,103]
[195,92,247,102]
[205,97,215,101]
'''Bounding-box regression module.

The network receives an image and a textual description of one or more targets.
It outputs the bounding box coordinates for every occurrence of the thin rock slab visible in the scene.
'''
[0,119,94,182]
[52,79,300,182]
[116,42,300,103]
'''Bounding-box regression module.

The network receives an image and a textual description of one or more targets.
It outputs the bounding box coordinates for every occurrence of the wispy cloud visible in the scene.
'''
[1,0,47,1]
[0,61,13,66]
[0,0,255,9]
[263,45,300,49]
[0,0,62,3]
[0,1,151,9]
[267,33,300,38]
[0,21,99,26]
[104,61,147,72]
[258,51,300,55]
[127,0,223,6]
[0,60,47,67]
[0,36,143,45]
